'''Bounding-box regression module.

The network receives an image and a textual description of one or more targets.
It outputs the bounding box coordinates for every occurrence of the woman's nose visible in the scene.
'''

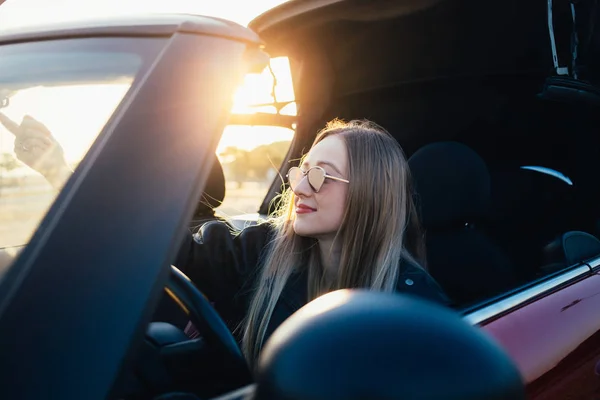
[292,175,313,197]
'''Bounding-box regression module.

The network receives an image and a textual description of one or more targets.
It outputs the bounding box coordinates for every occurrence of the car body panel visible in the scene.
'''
[471,262,600,398]
[527,329,600,399]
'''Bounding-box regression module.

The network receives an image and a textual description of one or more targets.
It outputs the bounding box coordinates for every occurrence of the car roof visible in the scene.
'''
[250,0,555,96]
[249,0,446,37]
[0,13,263,45]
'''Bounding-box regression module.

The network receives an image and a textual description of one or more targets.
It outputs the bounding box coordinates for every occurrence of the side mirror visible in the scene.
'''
[254,290,525,400]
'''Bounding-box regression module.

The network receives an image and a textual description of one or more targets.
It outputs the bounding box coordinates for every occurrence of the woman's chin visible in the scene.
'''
[292,222,308,236]
[293,219,314,237]
[293,219,334,239]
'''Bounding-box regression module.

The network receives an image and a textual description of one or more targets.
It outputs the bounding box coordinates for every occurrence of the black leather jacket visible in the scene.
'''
[175,221,450,345]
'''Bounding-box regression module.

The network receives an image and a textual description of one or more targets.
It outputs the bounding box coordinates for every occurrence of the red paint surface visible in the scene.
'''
[480,273,600,398]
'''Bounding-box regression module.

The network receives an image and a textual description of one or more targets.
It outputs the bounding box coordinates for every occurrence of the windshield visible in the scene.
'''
[0,37,164,274]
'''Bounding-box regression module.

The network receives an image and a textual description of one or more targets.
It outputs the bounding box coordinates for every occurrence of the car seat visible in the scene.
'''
[408,141,518,307]
[189,157,226,231]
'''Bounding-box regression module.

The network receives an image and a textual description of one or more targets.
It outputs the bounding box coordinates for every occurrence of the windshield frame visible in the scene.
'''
[0,30,254,400]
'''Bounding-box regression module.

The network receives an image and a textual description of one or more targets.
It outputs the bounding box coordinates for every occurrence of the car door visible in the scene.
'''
[0,17,264,400]
[465,262,600,399]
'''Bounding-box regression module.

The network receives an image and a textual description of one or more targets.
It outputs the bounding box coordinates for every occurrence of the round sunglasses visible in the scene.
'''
[287,166,349,193]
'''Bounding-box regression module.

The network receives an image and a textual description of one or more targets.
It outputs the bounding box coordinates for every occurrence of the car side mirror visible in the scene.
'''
[254,290,525,400]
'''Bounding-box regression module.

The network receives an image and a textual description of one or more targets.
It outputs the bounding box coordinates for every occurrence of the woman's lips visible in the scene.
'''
[296,204,317,214]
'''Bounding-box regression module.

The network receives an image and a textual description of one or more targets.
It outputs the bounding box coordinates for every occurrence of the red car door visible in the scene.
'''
[466,262,600,399]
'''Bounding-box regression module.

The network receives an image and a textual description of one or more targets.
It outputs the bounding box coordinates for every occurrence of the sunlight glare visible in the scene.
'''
[0,0,297,159]
[0,0,291,29]
[222,56,297,154]
[232,57,296,114]
[217,125,294,155]
[0,84,132,166]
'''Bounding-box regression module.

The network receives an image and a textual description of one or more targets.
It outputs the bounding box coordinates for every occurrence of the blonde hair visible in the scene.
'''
[241,119,425,365]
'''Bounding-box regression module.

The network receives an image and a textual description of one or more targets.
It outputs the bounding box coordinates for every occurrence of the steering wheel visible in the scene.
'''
[120,266,252,399]
[165,266,249,370]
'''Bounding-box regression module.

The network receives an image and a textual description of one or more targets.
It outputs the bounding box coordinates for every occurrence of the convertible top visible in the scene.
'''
[250,0,448,35]
[250,0,600,96]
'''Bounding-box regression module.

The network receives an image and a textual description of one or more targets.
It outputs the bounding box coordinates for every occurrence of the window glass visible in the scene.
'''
[0,37,163,277]
[216,57,296,217]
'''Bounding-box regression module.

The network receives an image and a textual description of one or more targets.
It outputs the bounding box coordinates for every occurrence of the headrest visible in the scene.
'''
[408,141,491,228]
[193,157,226,218]
[543,231,600,268]
[255,290,524,400]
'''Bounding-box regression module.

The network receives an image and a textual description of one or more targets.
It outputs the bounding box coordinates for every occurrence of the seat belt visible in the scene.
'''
[538,0,600,105]
[547,0,578,77]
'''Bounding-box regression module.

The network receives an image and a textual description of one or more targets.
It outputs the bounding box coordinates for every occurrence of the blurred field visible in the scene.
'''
[0,175,55,250]
[0,176,273,251]
[217,180,276,218]
[0,174,272,280]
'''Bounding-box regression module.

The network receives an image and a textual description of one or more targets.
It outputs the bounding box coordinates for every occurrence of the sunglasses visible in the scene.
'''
[287,166,349,193]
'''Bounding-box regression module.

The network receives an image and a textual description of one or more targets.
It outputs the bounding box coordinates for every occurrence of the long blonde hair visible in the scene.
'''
[241,119,425,364]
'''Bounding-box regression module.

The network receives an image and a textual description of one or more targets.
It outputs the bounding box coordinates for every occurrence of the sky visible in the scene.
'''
[0,0,289,28]
[0,0,295,164]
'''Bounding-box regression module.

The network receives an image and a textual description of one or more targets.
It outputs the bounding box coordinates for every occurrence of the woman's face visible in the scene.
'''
[292,135,349,240]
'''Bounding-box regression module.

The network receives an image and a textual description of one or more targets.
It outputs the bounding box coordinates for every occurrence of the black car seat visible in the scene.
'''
[408,141,517,308]
[541,231,600,275]
[189,157,226,231]
[488,166,575,281]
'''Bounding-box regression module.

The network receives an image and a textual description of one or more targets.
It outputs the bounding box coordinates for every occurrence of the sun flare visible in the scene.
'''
[0,0,296,163]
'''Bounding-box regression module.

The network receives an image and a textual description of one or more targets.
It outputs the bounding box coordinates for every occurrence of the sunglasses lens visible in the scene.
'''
[307,167,326,192]
[288,167,304,190]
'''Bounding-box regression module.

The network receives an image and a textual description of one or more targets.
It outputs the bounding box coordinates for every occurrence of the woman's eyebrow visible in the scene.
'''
[319,161,343,175]
[302,160,343,175]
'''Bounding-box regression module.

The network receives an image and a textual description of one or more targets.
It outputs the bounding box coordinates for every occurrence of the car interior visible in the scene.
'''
[192,81,600,310]
[138,0,600,398]
[188,158,227,231]
[2,3,598,399]
[186,0,600,311]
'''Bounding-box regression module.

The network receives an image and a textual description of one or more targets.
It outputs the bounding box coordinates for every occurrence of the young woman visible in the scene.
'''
[0,113,449,365]
[175,119,449,365]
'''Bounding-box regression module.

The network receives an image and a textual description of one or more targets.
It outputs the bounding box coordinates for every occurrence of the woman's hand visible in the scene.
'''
[0,113,72,189]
